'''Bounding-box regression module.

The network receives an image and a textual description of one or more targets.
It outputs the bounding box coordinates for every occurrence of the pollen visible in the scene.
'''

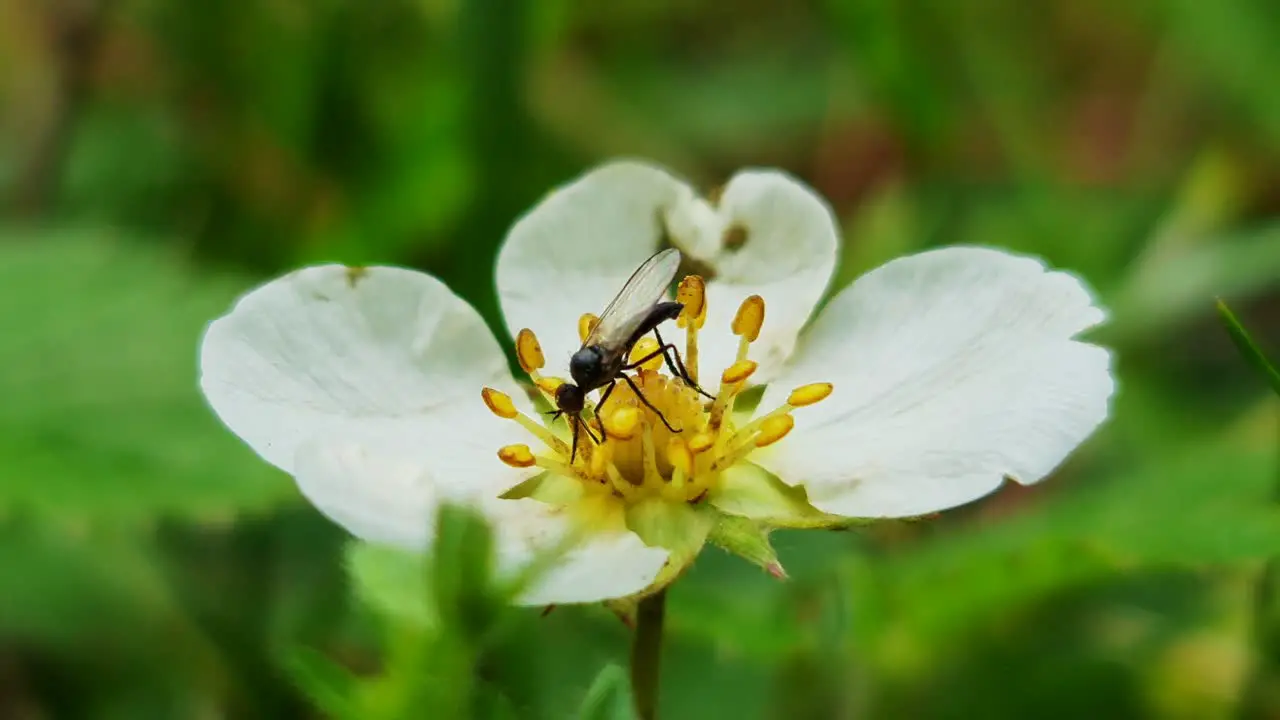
[732,295,765,342]
[667,436,693,477]
[482,387,519,419]
[676,274,707,384]
[486,277,830,515]
[688,432,715,454]
[676,275,706,329]
[534,376,564,396]
[603,406,641,440]
[498,444,537,468]
[578,313,599,343]
[721,360,758,386]
[516,328,545,373]
[787,382,833,407]
[630,337,663,372]
[754,414,795,447]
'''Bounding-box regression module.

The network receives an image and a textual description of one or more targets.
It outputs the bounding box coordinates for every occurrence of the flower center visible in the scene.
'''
[480,274,833,517]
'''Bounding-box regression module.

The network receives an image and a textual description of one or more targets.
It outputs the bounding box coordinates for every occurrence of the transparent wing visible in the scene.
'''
[583,247,682,350]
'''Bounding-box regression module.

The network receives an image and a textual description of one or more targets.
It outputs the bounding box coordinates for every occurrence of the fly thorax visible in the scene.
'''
[568,346,603,387]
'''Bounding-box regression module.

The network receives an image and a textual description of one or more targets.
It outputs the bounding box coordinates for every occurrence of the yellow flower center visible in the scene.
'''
[481,275,833,522]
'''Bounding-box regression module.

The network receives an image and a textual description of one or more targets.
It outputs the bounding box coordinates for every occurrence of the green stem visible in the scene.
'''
[630,589,668,720]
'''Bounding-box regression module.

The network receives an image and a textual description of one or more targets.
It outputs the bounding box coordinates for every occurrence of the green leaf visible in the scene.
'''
[430,504,507,639]
[280,646,358,719]
[1105,223,1280,346]
[576,664,634,720]
[0,227,295,521]
[860,436,1280,645]
[1216,299,1280,396]
[344,541,434,630]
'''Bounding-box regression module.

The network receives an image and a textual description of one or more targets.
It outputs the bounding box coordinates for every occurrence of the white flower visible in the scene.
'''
[199,160,1115,606]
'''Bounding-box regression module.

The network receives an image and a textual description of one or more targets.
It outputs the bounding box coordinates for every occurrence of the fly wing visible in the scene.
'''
[582,247,682,351]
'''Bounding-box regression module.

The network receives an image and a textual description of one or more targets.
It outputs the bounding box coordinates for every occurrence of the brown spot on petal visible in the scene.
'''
[656,208,719,281]
[344,265,369,288]
[704,183,726,207]
[722,224,748,251]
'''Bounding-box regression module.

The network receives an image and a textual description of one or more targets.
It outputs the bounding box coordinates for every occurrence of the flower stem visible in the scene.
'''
[630,589,668,720]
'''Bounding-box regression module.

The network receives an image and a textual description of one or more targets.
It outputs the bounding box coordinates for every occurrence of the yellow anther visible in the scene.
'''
[497,444,537,468]
[754,413,795,447]
[603,406,641,440]
[676,275,707,330]
[731,295,765,342]
[515,329,545,373]
[688,432,715,454]
[721,360,759,386]
[534,376,564,396]
[481,387,518,419]
[589,440,611,478]
[667,436,693,477]
[578,313,600,343]
[629,337,663,371]
[787,382,833,407]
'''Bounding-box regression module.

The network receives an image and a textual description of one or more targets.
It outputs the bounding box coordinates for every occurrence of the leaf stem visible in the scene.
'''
[630,589,668,720]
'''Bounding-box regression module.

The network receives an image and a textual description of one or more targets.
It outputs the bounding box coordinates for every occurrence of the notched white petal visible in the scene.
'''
[494,161,839,382]
[496,160,693,372]
[755,246,1115,518]
[669,170,840,387]
[199,264,521,474]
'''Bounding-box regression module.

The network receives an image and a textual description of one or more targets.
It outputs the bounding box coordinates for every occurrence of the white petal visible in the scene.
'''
[495,161,693,374]
[292,436,445,547]
[501,512,670,606]
[494,161,838,387]
[754,246,1114,518]
[683,170,840,388]
[295,439,667,604]
[199,264,529,486]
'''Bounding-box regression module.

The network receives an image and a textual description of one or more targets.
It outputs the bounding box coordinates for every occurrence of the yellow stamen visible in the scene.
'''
[588,439,612,480]
[721,360,758,386]
[578,313,600,343]
[754,413,795,447]
[536,455,579,479]
[534,376,564,396]
[688,432,715,454]
[677,275,706,384]
[491,283,828,511]
[732,295,765,342]
[516,415,570,457]
[497,444,537,468]
[667,436,692,491]
[481,387,518,419]
[787,382,833,407]
[515,329,545,373]
[676,275,707,329]
[603,406,641,440]
[640,417,660,489]
[605,461,636,499]
[629,337,663,372]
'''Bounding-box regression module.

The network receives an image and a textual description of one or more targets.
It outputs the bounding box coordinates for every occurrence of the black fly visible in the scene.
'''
[550,248,712,461]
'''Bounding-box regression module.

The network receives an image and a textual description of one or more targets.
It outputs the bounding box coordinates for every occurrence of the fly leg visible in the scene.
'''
[592,380,617,442]
[622,372,681,433]
[623,340,713,401]
[651,327,716,401]
[570,414,604,464]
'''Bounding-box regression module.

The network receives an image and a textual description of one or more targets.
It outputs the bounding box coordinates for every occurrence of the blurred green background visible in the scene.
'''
[2,0,1280,717]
